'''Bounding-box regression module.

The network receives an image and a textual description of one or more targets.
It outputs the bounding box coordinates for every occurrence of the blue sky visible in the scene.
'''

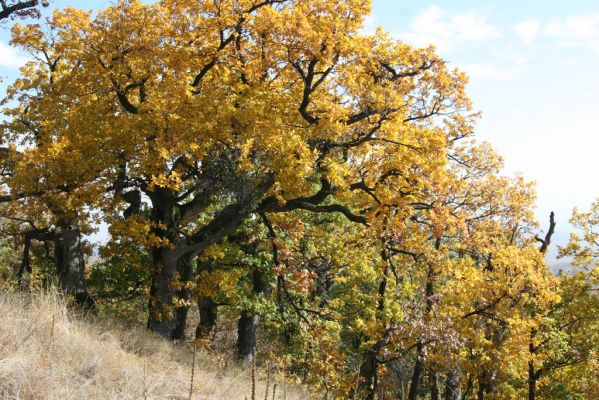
[0,1,597,264]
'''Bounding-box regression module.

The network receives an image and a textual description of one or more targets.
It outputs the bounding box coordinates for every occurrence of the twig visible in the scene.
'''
[264,362,271,400]
[49,314,55,340]
[189,343,197,399]
[352,361,360,400]
[251,356,256,400]
[142,356,148,400]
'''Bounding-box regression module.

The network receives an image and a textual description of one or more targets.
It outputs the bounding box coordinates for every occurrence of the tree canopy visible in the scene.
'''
[0,1,597,399]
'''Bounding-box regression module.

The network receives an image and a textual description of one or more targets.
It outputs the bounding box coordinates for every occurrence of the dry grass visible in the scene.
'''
[0,289,309,400]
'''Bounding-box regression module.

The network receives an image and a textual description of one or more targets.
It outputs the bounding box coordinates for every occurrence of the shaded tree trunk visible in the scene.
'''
[147,248,183,338]
[54,220,94,309]
[430,372,440,400]
[172,255,194,338]
[197,295,218,340]
[147,176,274,339]
[477,368,498,400]
[528,362,536,400]
[237,311,261,362]
[196,261,218,341]
[17,233,32,288]
[237,268,271,361]
[146,189,185,338]
[408,342,425,400]
[147,249,194,339]
[359,347,380,400]
[444,368,462,400]
[408,250,438,400]
[359,263,390,400]
[528,359,541,400]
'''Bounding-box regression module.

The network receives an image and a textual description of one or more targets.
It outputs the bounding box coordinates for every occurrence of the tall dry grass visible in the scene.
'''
[0,289,308,399]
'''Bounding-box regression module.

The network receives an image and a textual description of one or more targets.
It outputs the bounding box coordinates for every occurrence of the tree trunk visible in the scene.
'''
[477,383,484,400]
[172,255,194,339]
[527,361,540,400]
[430,372,440,400]
[359,348,379,400]
[358,262,390,399]
[196,261,218,341]
[408,247,438,400]
[477,368,497,400]
[236,268,271,361]
[147,249,193,339]
[147,177,274,340]
[146,188,192,339]
[17,234,32,288]
[237,311,261,362]
[54,220,94,309]
[197,295,218,341]
[444,368,462,400]
[408,342,424,400]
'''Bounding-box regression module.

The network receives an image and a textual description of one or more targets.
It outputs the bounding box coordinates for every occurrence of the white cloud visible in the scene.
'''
[456,62,523,83]
[0,41,28,68]
[513,20,541,44]
[403,6,500,54]
[537,12,599,51]
[544,12,599,39]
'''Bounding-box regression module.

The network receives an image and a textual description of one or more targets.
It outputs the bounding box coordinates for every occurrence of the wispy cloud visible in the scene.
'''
[513,20,541,44]
[512,12,599,51]
[544,12,599,50]
[403,6,500,54]
[0,41,28,68]
[456,62,523,83]
[396,7,599,83]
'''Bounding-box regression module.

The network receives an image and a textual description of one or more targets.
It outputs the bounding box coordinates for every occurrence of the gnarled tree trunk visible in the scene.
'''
[147,177,274,339]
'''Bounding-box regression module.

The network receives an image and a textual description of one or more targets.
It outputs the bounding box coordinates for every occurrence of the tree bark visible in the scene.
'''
[359,263,390,400]
[17,234,32,288]
[477,368,498,400]
[54,220,94,309]
[172,255,194,339]
[430,372,440,400]
[237,310,261,362]
[359,348,380,400]
[0,0,42,20]
[196,261,218,341]
[528,361,536,400]
[146,189,197,339]
[147,176,274,339]
[236,268,271,361]
[197,295,218,340]
[408,252,437,400]
[527,359,541,400]
[147,249,194,339]
[444,368,462,400]
[408,342,424,400]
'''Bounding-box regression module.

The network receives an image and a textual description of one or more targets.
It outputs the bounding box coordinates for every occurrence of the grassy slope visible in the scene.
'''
[0,290,307,400]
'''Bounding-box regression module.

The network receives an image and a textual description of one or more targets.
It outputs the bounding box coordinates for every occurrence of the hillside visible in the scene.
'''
[0,290,307,400]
